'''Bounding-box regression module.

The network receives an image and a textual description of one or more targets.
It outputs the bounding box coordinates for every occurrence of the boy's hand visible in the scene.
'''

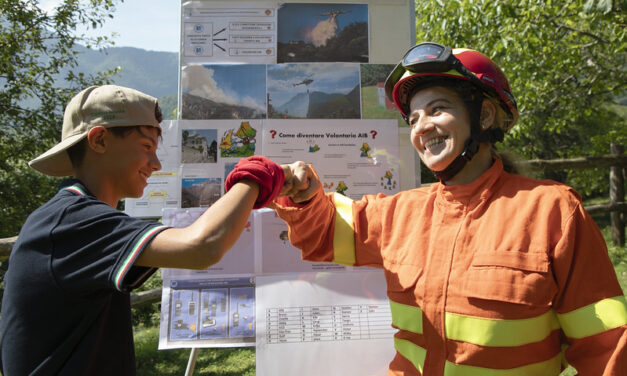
[279,161,320,203]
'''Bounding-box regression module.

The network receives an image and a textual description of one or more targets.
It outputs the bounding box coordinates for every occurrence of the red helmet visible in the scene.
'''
[385,42,518,129]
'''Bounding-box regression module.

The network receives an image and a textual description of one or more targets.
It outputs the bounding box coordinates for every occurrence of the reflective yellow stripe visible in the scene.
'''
[443,353,562,376]
[394,338,425,373]
[389,300,423,334]
[445,310,560,347]
[332,193,356,266]
[395,338,562,375]
[557,296,627,339]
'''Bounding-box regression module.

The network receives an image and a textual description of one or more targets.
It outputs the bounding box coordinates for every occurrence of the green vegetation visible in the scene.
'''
[414,0,626,198]
[134,327,255,376]
[0,0,123,238]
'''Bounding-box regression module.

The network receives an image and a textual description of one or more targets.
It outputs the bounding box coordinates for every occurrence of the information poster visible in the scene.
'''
[255,271,396,376]
[263,119,400,200]
[153,0,416,369]
[161,208,256,279]
[254,208,350,274]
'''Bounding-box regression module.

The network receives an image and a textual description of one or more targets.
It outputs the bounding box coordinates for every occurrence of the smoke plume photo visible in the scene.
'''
[181,64,267,119]
[277,3,369,63]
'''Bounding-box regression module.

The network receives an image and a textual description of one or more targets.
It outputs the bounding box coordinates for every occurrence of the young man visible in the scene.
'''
[0,85,284,375]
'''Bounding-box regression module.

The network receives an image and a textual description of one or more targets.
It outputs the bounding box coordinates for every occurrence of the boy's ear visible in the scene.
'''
[86,126,108,154]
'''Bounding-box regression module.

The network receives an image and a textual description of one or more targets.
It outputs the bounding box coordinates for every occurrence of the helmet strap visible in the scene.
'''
[432,136,480,182]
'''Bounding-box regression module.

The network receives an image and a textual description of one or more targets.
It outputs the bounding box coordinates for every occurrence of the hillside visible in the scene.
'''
[74,45,179,117]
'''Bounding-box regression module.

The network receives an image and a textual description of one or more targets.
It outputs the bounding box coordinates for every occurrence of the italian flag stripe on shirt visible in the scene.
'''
[115,225,166,291]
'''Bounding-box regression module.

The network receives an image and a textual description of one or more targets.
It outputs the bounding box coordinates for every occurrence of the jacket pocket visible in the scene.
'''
[462,249,556,307]
[384,262,423,306]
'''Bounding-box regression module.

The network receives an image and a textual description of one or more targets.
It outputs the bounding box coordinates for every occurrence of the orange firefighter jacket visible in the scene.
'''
[273,158,627,375]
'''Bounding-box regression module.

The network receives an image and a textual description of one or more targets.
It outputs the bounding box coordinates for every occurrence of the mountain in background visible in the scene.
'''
[75,45,179,118]
[181,92,266,119]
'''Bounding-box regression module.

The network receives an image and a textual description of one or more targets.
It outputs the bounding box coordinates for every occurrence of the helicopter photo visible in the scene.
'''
[292,78,314,87]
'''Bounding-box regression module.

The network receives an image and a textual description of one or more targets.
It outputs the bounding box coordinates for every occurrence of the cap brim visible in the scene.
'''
[28,133,88,177]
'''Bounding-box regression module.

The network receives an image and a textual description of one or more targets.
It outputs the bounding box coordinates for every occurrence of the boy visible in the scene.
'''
[0,85,284,375]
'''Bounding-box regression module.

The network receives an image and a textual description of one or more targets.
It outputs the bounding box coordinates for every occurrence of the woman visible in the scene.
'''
[264,43,627,374]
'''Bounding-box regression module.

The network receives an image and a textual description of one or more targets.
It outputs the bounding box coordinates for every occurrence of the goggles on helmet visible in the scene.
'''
[385,42,518,127]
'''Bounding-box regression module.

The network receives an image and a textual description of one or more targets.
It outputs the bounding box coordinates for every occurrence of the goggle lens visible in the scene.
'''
[402,43,446,67]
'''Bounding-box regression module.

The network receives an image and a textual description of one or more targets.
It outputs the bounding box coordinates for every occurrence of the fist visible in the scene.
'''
[279,161,320,203]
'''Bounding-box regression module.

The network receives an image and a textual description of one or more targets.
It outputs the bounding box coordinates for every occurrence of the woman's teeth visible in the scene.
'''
[425,137,446,148]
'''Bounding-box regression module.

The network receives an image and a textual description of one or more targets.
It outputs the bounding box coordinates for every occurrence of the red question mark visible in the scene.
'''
[370,130,377,139]
[270,130,277,139]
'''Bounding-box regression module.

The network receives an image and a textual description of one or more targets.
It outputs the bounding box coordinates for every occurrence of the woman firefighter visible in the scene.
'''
[230,42,627,374]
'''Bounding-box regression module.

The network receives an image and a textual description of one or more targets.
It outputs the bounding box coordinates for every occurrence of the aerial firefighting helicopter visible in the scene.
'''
[317,9,351,21]
[292,78,314,87]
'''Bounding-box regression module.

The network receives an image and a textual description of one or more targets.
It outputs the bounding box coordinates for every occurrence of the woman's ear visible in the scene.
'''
[479,99,497,130]
[86,126,108,154]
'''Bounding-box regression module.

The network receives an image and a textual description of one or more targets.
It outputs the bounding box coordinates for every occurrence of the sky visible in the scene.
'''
[39,0,181,52]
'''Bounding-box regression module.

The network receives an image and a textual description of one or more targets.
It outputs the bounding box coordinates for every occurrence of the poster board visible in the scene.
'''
[127,0,418,373]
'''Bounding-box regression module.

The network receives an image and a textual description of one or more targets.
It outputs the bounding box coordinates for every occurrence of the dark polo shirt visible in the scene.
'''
[0,180,167,375]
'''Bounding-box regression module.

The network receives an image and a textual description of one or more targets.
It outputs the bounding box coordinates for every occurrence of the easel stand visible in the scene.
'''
[185,348,199,376]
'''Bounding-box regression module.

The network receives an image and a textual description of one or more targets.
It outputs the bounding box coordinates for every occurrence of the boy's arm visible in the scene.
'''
[136,156,283,269]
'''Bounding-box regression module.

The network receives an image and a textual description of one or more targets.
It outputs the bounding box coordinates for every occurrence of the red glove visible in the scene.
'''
[225,155,285,209]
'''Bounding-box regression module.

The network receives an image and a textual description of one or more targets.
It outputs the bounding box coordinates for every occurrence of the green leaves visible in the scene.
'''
[0,0,123,236]
[415,0,626,197]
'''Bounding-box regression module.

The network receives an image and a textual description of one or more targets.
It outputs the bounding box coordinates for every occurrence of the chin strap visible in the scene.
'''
[432,137,480,182]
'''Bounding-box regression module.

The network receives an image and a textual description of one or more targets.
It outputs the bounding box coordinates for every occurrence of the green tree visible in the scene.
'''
[414,0,626,196]
[0,0,122,237]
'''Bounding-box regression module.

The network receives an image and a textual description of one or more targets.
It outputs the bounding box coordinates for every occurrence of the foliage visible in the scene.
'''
[414,0,626,197]
[131,270,163,327]
[0,0,122,237]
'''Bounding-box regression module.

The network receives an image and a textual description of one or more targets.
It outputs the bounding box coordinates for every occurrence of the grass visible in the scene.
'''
[134,216,626,375]
[135,326,255,376]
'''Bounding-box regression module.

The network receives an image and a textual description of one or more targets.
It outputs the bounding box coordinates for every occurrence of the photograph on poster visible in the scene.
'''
[360,64,406,127]
[220,121,257,158]
[277,3,368,63]
[181,64,267,119]
[181,177,222,208]
[267,63,361,119]
[182,128,218,164]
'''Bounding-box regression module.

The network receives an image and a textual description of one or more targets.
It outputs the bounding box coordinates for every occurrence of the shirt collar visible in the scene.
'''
[437,157,504,205]
[59,179,95,198]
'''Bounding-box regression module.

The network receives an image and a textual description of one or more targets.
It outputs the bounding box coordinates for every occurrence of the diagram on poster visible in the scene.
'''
[182,1,276,64]
[160,277,256,349]
[263,119,399,200]
[160,208,255,279]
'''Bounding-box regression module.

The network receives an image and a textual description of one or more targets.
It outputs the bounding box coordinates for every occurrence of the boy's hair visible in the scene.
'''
[67,125,163,170]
